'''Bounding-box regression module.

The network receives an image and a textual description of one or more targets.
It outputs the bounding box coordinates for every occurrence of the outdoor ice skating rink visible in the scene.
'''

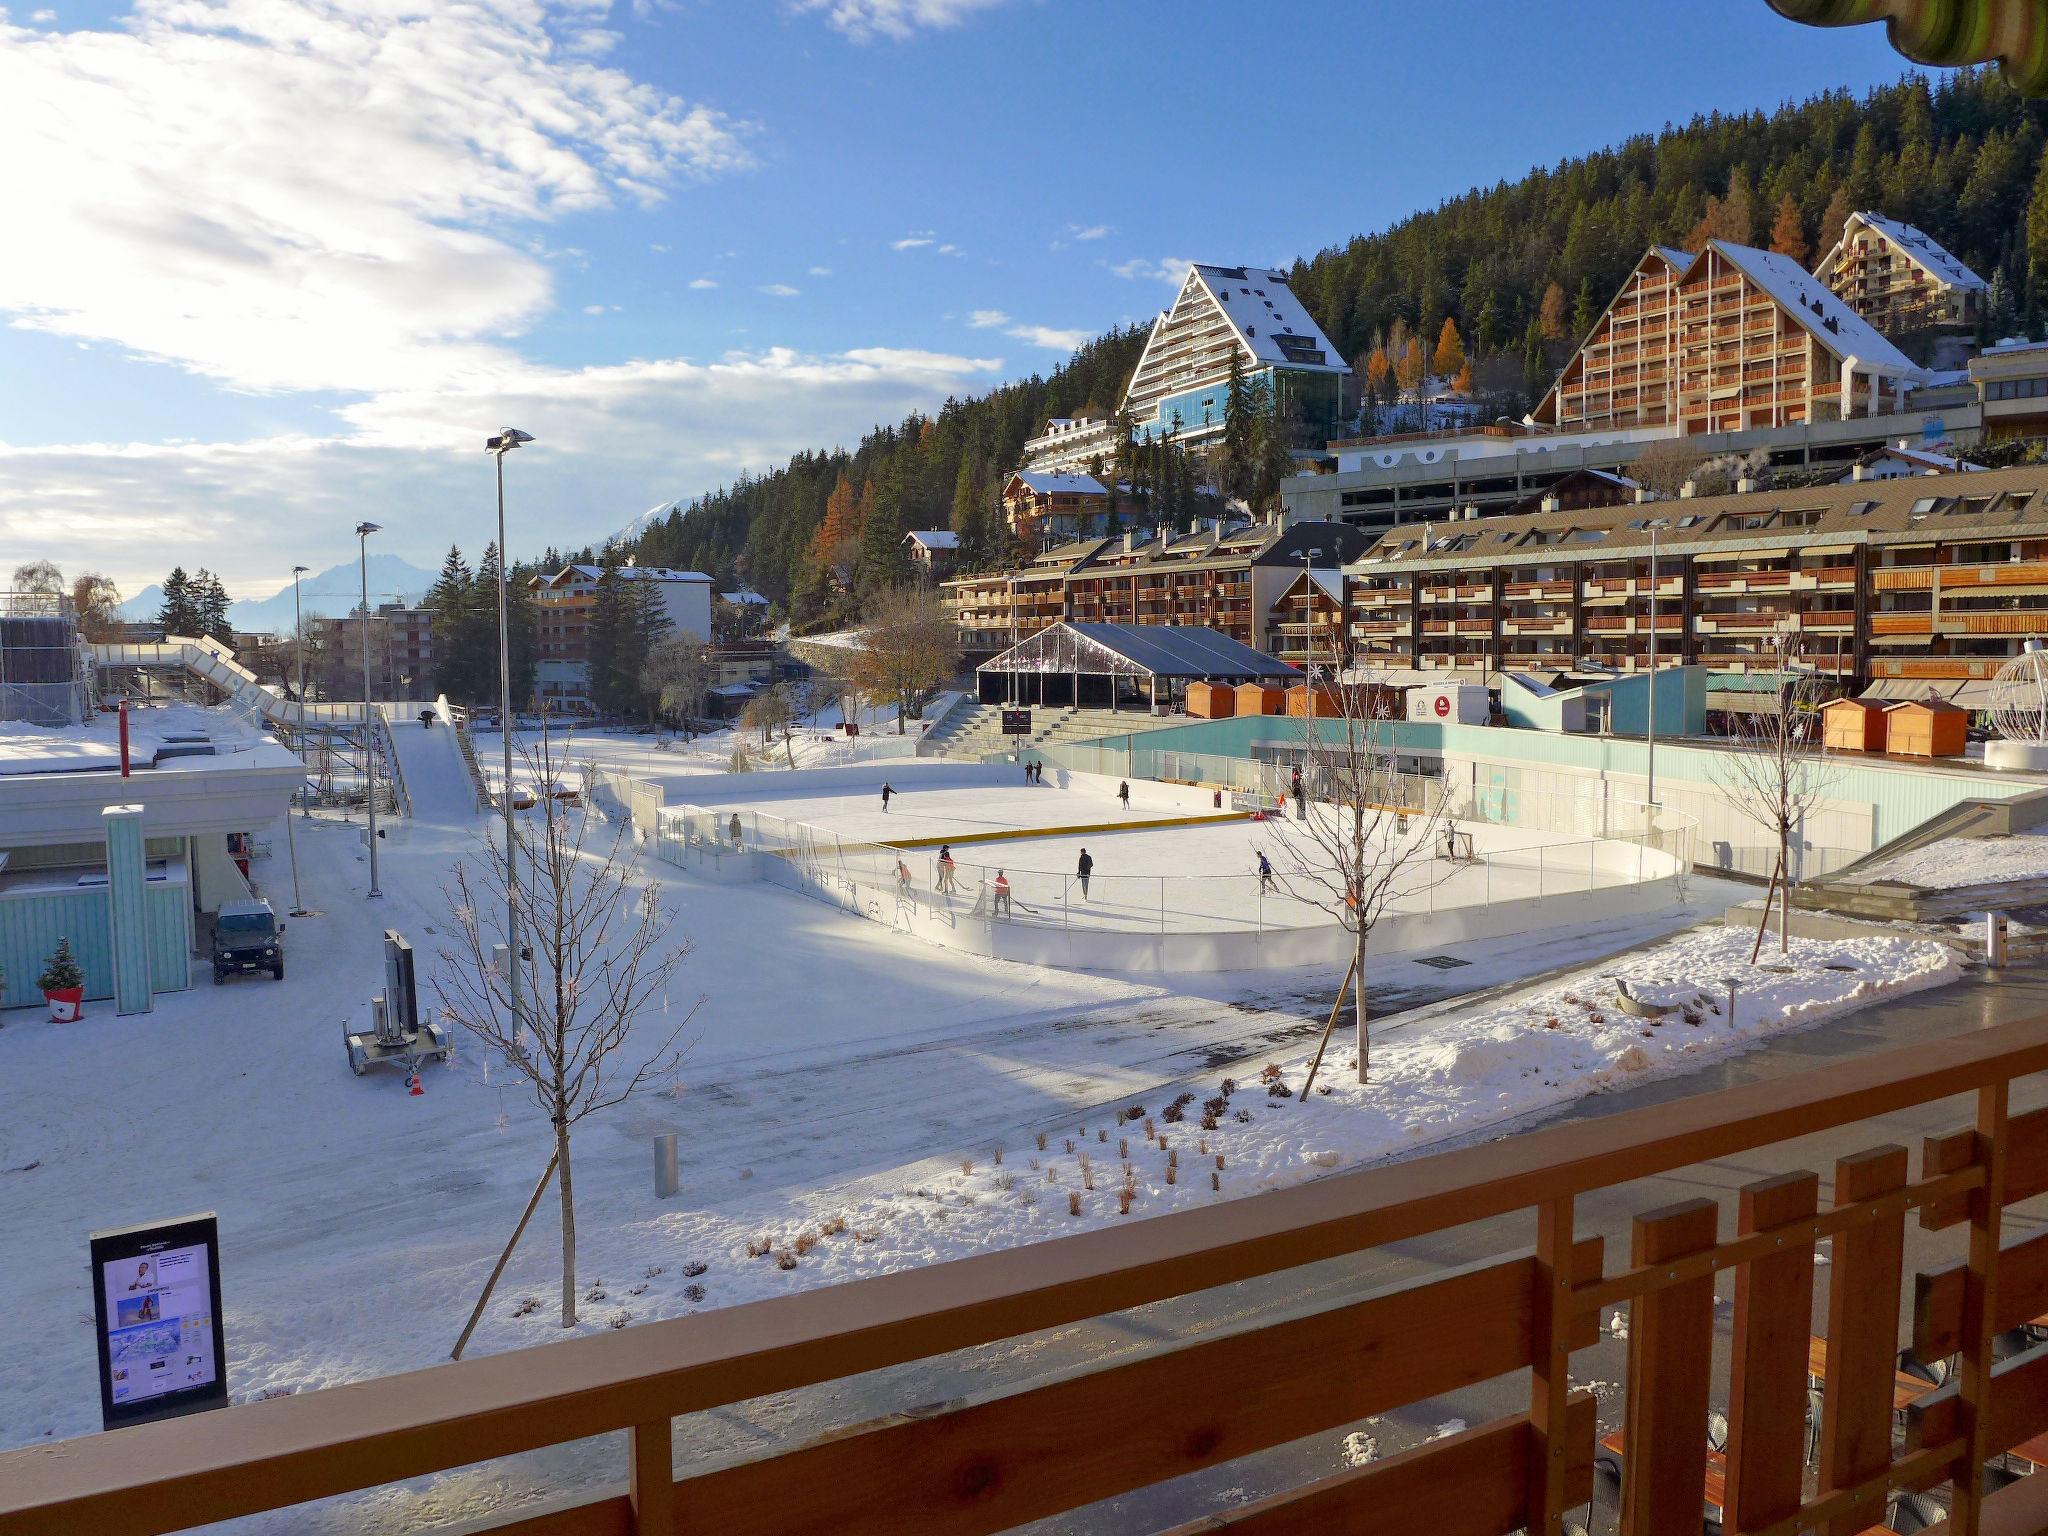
[653,760,1664,937]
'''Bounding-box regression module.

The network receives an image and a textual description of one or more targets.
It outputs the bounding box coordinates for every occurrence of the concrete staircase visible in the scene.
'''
[925,704,1074,759]
[1036,708,1182,747]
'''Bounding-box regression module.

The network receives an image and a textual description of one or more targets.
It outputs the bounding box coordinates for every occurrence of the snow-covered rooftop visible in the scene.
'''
[553,564,712,585]
[1830,212,1988,292]
[1707,242,1922,378]
[904,529,959,550]
[1189,265,1346,375]
[720,588,771,606]
[1009,471,1108,497]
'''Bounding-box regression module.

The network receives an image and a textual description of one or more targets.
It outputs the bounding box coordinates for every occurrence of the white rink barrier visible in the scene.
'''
[643,783,1695,975]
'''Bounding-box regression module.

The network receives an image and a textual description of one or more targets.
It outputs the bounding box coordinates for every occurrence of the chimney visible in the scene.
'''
[1539,494,1561,514]
[1123,530,1137,554]
[1736,476,1759,494]
[1851,462,1868,482]
[1634,487,1654,503]
[1679,481,1697,499]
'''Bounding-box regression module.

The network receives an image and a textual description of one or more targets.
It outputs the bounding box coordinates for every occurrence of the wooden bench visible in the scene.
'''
[1806,1333,1941,1415]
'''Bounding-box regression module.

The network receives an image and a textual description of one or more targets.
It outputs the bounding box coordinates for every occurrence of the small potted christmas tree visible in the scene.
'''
[38,938,85,1022]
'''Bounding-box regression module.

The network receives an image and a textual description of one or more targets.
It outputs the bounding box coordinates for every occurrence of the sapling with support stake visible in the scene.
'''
[435,718,701,1330]
[1268,642,1450,1086]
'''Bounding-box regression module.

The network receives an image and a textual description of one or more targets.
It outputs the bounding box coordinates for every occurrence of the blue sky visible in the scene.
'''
[0,0,1926,598]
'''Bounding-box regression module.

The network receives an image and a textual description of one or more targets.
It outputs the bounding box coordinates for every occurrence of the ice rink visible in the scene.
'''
[654,761,1661,938]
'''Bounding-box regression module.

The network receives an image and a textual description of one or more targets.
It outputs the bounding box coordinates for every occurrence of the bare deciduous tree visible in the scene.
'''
[434,723,699,1328]
[10,559,62,597]
[741,685,794,765]
[1266,647,1451,1084]
[847,583,960,734]
[641,634,710,740]
[1629,438,1710,501]
[1713,629,1839,956]
[69,572,124,642]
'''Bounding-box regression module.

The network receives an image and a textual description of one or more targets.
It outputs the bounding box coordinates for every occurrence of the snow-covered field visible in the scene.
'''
[1845,829,2048,890]
[0,738,1951,1530]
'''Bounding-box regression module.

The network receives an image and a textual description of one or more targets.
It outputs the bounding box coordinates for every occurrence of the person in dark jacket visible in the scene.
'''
[1257,850,1275,893]
[880,782,893,813]
[1117,780,1130,810]
[1076,847,1093,899]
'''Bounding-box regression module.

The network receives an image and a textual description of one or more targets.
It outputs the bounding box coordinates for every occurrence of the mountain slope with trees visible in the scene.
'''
[617,68,2048,628]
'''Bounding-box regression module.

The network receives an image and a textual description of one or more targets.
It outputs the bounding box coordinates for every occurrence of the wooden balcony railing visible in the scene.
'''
[15,1024,2048,1536]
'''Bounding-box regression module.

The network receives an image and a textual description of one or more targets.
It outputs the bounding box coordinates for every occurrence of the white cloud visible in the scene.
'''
[794,0,1015,42]
[1005,323,1088,352]
[967,309,1009,329]
[758,283,800,297]
[0,0,753,394]
[890,232,936,251]
[1108,256,1195,285]
[937,242,962,255]
[30,9,57,20]
[1067,223,1111,241]
[582,304,607,315]
[688,277,718,289]
[807,265,832,276]
[0,345,1008,595]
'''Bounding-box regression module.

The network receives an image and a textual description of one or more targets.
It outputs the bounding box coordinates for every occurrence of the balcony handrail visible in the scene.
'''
[9,1016,2048,1534]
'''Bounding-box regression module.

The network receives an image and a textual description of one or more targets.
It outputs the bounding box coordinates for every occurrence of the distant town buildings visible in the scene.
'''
[1019,415,1122,474]
[1814,211,1986,333]
[902,529,959,580]
[1002,471,1113,547]
[1971,337,2048,443]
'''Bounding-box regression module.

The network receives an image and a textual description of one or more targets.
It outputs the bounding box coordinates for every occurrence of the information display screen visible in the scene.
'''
[1001,708,1032,736]
[90,1213,228,1430]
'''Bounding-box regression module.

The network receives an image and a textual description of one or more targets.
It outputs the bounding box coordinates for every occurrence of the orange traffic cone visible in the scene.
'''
[408,1073,424,1096]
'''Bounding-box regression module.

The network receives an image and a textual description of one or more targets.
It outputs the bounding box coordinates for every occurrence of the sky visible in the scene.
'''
[0,0,1932,601]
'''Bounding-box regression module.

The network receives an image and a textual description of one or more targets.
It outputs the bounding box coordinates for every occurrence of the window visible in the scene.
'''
[1564,529,1607,545]
[1781,508,1825,528]
[1908,497,1947,519]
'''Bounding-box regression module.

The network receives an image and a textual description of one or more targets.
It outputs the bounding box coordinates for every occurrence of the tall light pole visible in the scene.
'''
[285,564,310,914]
[356,523,383,899]
[486,429,533,1029]
[1643,519,1671,811]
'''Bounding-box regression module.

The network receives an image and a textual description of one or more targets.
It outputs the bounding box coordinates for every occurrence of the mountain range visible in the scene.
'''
[118,553,439,635]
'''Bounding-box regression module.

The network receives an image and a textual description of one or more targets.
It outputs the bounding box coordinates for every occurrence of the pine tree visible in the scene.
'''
[427,546,482,702]
[193,569,232,646]
[158,567,195,637]
[1570,278,1599,340]
[1818,184,1857,257]
[2028,147,2048,314]
[1768,194,1809,262]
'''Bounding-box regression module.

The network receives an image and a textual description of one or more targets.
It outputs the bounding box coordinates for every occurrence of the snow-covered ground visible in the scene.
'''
[0,741,1946,1529]
[1844,829,2048,890]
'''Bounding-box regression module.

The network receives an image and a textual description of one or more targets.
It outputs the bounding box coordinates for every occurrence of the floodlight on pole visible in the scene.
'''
[356,522,383,899]
[486,429,533,1034]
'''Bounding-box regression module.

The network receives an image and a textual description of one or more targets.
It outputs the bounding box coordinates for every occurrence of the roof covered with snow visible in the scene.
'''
[1008,471,1108,498]
[720,588,770,605]
[1705,242,1922,378]
[1824,212,1988,292]
[1189,265,1346,375]
[549,564,713,586]
[904,529,959,550]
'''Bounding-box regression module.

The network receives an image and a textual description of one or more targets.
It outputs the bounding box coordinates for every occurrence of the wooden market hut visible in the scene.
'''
[1821,697,1888,754]
[1883,695,1968,758]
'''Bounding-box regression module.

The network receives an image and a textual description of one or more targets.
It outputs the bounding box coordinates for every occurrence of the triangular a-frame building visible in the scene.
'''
[1813,211,1987,332]
[1532,241,1924,436]
[1119,265,1348,447]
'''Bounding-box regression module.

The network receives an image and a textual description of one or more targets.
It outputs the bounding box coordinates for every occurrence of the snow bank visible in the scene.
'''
[1843,830,2048,890]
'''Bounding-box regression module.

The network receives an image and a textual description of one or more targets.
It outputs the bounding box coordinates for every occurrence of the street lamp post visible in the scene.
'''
[1643,519,1672,813]
[356,523,383,898]
[486,429,534,1030]
[284,564,310,914]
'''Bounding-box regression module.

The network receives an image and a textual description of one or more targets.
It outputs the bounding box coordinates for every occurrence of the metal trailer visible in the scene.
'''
[344,930,451,1078]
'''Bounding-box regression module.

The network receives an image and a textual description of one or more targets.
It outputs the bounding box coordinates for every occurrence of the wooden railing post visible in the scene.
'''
[1621,1198,1718,1536]
[629,1419,675,1536]
[1817,1145,1908,1536]
[1725,1170,1820,1533]
[1527,1197,1574,1536]
[1950,1083,2009,1536]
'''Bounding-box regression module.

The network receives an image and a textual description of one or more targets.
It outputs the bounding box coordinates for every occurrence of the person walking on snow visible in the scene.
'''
[1257,850,1275,893]
[992,869,1012,916]
[880,781,893,813]
[936,845,957,893]
[728,812,742,849]
[1076,847,1093,899]
[1117,781,1130,811]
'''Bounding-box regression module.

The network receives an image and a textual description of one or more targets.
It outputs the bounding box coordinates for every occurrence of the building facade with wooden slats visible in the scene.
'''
[1343,465,2048,698]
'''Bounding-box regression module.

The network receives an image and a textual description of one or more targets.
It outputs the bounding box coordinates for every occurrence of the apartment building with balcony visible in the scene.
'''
[1002,470,1114,550]
[1972,337,2048,442]
[939,522,1369,659]
[310,603,434,703]
[1120,264,1348,450]
[1814,210,1986,332]
[1017,413,1123,473]
[1533,240,1924,437]
[1345,465,2048,700]
[528,563,713,710]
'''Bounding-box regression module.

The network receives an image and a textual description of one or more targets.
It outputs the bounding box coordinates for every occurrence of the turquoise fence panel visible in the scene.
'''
[0,888,114,1008]
[146,883,194,994]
